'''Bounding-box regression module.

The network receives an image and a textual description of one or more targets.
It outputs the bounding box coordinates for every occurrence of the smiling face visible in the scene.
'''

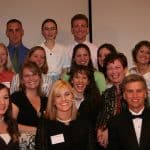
[71,71,89,94]
[74,47,90,66]
[54,86,73,114]
[106,59,126,86]
[29,49,45,68]
[136,45,150,65]
[71,19,88,42]
[22,67,41,90]
[0,45,8,68]
[123,81,147,113]
[42,21,57,41]
[0,88,9,118]
[6,22,24,46]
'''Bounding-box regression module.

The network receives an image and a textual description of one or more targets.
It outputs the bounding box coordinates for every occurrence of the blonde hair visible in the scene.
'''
[0,43,14,72]
[45,80,77,120]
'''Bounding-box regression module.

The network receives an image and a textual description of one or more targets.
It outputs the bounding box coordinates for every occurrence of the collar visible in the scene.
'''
[74,40,88,45]
[8,43,23,49]
[129,107,144,115]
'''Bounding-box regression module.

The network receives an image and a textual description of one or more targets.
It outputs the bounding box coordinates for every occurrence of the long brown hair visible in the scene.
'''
[19,61,43,96]
[0,83,19,142]
[25,46,48,74]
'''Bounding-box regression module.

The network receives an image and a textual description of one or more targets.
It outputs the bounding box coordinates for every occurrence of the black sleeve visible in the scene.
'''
[11,91,23,107]
[107,118,119,150]
[40,96,48,112]
[35,117,48,150]
[87,123,97,150]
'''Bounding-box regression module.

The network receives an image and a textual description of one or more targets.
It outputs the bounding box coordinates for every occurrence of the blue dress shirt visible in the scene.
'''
[7,43,29,72]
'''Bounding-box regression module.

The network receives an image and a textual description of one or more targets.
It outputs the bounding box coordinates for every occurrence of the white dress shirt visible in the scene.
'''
[129,108,144,144]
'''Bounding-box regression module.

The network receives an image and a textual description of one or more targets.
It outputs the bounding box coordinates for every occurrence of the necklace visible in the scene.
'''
[56,117,71,124]
[74,94,84,101]
[0,117,4,122]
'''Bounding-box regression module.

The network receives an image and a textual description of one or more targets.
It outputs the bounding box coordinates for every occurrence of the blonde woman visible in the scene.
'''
[0,43,15,88]
[35,80,96,150]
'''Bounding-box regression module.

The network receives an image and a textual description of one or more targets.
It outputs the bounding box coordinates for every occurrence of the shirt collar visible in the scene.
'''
[129,107,144,115]
[8,43,23,49]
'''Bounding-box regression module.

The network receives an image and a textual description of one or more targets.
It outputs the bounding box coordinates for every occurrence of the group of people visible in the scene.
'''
[0,13,150,150]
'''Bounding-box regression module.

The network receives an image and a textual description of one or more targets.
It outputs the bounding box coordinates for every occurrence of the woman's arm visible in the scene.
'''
[18,124,36,134]
[94,71,106,94]
[12,103,36,133]
[12,103,19,119]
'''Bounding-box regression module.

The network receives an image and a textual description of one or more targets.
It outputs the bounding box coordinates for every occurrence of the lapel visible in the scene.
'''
[122,111,139,149]
[139,108,150,150]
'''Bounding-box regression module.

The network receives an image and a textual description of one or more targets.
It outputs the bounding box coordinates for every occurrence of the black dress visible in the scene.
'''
[0,136,19,150]
[11,91,47,150]
[35,118,96,150]
[11,91,47,127]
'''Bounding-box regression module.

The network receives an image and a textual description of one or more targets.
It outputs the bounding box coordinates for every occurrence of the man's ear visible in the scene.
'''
[123,92,126,100]
[87,27,89,35]
[124,67,128,76]
[22,29,24,36]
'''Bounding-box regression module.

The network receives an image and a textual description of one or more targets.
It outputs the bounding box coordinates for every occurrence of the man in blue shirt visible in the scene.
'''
[6,19,29,73]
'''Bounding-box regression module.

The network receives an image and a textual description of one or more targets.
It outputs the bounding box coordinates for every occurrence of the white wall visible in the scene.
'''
[0,0,150,68]
[0,0,87,47]
[92,0,150,67]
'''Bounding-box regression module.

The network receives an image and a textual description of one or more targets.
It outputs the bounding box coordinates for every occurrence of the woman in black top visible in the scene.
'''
[96,53,128,148]
[69,65,102,127]
[0,83,19,150]
[11,62,47,150]
[35,80,95,150]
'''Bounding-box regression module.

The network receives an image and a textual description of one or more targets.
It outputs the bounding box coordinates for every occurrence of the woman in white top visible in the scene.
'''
[10,46,52,96]
[41,18,70,81]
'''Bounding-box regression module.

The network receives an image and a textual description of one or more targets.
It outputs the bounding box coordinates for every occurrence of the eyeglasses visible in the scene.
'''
[23,73,39,79]
[43,27,57,31]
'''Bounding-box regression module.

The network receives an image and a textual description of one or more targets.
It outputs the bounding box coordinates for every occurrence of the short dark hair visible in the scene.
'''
[71,14,89,27]
[132,40,150,63]
[104,52,128,72]
[6,19,22,26]
[41,18,57,30]
[122,74,147,92]
[69,65,92,84]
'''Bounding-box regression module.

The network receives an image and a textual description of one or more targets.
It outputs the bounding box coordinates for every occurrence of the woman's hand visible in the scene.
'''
[97,128,108,148]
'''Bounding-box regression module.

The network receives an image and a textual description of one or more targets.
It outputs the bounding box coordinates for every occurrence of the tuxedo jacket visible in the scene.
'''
[108,108,150,150]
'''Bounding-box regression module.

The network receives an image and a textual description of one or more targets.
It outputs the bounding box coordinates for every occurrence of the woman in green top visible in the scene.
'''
[62,43,106,95]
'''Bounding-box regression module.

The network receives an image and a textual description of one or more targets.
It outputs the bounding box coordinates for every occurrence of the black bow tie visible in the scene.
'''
[130,114,143,119]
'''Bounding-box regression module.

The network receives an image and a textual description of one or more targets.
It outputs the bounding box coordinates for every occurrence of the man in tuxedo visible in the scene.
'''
[108,74,150,150]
